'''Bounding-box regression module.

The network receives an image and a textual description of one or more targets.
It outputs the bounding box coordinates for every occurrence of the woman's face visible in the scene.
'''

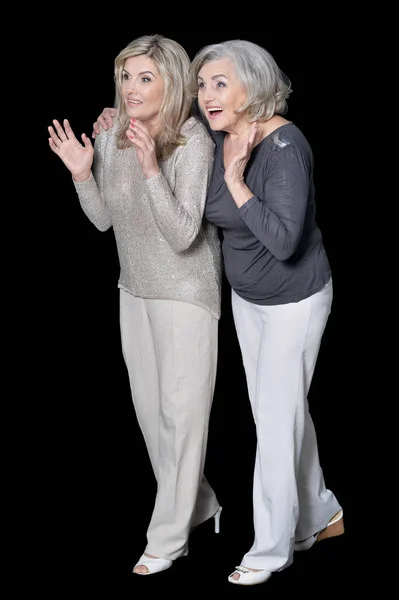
[197,57,248,134]
[121,55,165,125]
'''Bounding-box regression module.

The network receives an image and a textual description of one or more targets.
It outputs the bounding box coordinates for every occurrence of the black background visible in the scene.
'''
[31,22,366,596]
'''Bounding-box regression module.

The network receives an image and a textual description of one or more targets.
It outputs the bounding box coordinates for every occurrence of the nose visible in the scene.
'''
[201,86,215,104]
[127,79,138,93]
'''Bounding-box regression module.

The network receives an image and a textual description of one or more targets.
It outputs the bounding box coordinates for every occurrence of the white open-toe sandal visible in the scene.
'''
[228,565,272,586]
[132,554,173,575]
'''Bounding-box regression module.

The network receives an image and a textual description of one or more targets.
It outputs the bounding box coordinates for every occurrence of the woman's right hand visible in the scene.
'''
[48,119,93,182]
[92,107,117,139]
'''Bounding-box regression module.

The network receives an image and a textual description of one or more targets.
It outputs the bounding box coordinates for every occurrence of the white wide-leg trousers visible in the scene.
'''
[120,290,219,560]
[231,279,342,572]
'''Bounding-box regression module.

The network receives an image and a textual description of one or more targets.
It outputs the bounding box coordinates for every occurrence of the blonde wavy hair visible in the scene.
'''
[114,34,192,159]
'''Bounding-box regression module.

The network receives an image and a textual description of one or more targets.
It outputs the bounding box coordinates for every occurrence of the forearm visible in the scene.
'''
[237,147,309,260]
[239,195,302,261]
[226,180,254,208]
[146,172,201,252]
[73,173,112,232]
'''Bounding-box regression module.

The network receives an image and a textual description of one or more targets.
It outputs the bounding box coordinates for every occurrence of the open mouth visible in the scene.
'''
[207,107,223,119]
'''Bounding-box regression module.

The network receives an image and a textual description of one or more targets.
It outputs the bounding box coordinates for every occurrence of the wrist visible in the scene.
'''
[72,171,92,183]
[226,178,245,190]
[227,180,253,208]
[144,168,160,180]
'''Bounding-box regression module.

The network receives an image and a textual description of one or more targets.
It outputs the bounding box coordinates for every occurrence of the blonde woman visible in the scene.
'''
[48,34,222,576]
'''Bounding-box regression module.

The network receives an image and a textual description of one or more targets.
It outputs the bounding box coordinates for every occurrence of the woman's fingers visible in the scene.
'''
[48,119,77,150]
[128,130,146,150]
[129,119,152,141]
[48,124,61,148]
[52,119,69,142]
[63,119,77,140]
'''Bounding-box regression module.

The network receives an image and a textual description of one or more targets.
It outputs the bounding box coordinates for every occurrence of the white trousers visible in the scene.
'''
[120,290,219,560]
[231,279,341,572]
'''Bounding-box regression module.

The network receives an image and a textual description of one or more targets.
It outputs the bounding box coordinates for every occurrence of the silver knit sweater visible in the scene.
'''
[73,117,222,319]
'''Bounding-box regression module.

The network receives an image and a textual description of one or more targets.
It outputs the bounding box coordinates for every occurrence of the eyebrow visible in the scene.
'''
[122,69,156,77]
[197,73,227,81]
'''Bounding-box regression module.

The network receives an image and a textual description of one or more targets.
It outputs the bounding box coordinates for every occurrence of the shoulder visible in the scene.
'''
[181,117,214,148]
[94,125,117,152]
[262,124,313,173]
[268,123,311,156]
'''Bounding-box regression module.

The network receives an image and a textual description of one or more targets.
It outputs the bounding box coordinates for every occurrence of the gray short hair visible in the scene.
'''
[189,39,292,121]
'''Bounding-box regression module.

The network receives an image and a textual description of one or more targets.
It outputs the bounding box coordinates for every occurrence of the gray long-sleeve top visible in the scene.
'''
[73,117,222,319]
[205,123,331,305]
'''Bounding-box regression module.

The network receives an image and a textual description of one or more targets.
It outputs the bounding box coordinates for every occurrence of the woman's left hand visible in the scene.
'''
[126,118,159,179]
[224,122,259,188]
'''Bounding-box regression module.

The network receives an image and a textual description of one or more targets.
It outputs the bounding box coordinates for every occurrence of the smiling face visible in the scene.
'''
[197,57,248,135]
[121,55,165,127]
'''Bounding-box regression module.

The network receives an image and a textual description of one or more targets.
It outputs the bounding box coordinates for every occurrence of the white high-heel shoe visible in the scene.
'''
[294,509,344,551]
[228,565,272,586]
[191,505,223,533]
[134,507,222,575]
[133,545,188,576]
[213,506,222,533]
[132,554,172,576]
